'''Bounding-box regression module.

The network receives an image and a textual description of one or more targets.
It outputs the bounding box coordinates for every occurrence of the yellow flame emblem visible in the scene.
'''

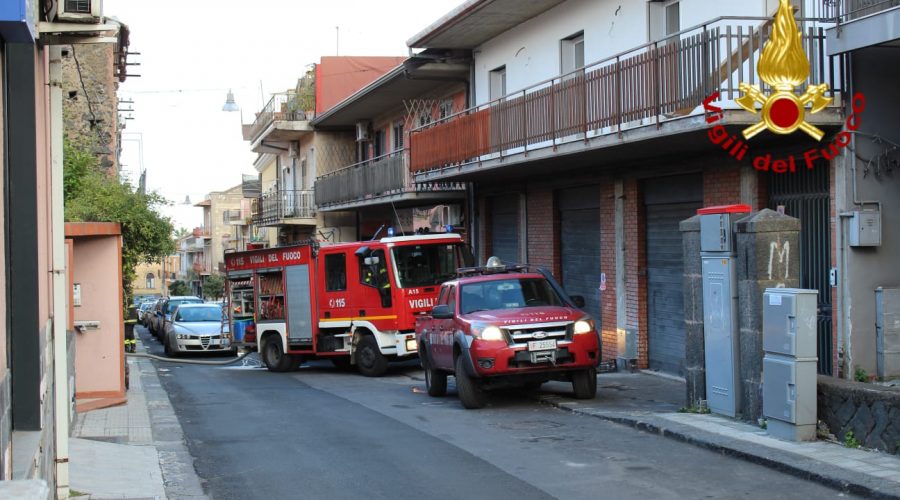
[735,0,832,140]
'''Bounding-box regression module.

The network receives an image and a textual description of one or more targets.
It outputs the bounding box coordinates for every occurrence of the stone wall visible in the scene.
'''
[818,375,900,453]
[61,44,119,172]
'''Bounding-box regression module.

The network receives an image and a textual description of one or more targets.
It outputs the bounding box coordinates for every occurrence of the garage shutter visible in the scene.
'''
[490,195,520,264]
[559,186,602,321]
[644,175,702,377]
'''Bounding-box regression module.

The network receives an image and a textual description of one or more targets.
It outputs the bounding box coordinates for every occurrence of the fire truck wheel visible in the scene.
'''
[455,356,487,409]
[425,366,447,397]
[262,336,294,372]
[571,367,597,399]
[356,335,387,377]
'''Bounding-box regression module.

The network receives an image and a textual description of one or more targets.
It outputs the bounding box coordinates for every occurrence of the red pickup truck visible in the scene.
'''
[415,258,601,409]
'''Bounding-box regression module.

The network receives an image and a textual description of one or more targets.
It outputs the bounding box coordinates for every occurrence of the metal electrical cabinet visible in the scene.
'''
[698,205,749,418]
[876,287,900,380]
[763,288,818,441]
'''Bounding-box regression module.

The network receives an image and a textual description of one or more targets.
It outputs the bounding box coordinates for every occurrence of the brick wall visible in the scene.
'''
[525,188,558,278]
[599,182,617,362]
[624,179,649,368]
[703,165,742,206]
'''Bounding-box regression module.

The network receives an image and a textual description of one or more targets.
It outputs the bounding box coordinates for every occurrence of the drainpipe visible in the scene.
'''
[49,45,70,499]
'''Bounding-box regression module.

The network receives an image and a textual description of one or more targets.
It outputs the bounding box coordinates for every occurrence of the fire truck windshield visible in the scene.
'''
[392,244,459,288]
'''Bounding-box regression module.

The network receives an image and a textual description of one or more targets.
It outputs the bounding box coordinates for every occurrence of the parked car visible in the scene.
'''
[163,303,234,356]
[416,257,601,409]
[138,301,155,327]
[151,296,203,339]
[147,297,166,334]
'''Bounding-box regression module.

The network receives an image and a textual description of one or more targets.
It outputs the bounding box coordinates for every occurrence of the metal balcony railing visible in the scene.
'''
[252,189,315,226]
[827,0,900,21]
[315,151,465,207]
[248,91,314,143]
[409,16,845,174]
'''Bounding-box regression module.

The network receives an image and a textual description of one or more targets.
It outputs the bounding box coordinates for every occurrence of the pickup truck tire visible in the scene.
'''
[356,335,387,377]
[425,366,447,397]
[455,356,487,409]
[262,336,294,372]
[571,367,597,399]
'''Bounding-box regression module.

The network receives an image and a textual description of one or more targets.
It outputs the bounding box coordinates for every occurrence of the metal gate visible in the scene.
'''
[490,194,521,264]
[559,186,602,322]
[768,165,832,375]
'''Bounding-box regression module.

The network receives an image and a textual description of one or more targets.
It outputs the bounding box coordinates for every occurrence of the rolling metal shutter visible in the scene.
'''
[559,186,602,321]
[490,194,520,264]
[644,175,702,377]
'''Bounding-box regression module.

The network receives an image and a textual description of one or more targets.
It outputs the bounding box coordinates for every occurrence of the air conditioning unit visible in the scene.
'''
[288,142,300,158]
[356,121,370,142]
[56,0,103,23]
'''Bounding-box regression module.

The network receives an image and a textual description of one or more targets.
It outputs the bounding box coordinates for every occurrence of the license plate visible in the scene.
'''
[528,339,557,351]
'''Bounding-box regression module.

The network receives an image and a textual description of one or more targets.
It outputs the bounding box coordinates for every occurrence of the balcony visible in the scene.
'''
[410,16,846,181]
[825,0,900,54]
[315,150,465,211]
[251,189,316,227]
[243,91,314,153]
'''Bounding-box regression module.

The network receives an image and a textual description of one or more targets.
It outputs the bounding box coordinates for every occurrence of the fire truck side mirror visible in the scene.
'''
[364,256,379,266]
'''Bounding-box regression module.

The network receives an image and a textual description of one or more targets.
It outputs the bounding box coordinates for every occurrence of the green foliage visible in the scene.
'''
[843,430,861,448]
[64,139,175,305]
[203,274,225,301]
[854,366,869,383]
[169,280,190,297]
[678,406,711,414]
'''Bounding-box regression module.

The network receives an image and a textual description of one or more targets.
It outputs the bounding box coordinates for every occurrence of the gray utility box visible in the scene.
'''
[763,288,818,442]
[700,212,740,418]
[876,287,900,380]
[848,210,881,247]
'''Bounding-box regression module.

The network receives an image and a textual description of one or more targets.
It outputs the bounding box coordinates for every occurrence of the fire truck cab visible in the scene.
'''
[224,233,470,376]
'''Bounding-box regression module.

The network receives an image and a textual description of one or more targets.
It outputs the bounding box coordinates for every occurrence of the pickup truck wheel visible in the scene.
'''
[356,335,387,377]
[571,367,597,399]
[262,337,294,372]
[455,356,487,409]
[425,366,447,397]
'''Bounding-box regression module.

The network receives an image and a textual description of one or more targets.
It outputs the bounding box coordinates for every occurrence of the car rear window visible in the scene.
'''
[167,299,202,313]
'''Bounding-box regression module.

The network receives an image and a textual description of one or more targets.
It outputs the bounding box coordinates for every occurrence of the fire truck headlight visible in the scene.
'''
[574,318,594,335]
[405,339,417,352]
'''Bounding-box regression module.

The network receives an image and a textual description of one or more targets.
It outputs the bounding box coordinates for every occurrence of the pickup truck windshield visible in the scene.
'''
[460,278,564,314]
[392,244,459,288]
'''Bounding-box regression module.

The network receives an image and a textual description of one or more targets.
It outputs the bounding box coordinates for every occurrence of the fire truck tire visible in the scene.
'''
[356,335,387,377]
[455,356,487,409]
[425,366,447,397]
[262,336,294,372]
[571,367,597,399]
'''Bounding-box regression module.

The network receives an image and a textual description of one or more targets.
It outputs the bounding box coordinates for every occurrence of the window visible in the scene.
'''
[561,32,585,75]
[359,249,388,288]
[489,66,506,101]
[374,128,385,158]
[649,1,680,42]
[446,285,457,313]
[460,278,564,314]
[392,121,404,151]
[145,273,155,289]
[325,253,347,292]
[391,244,460,288]
[439,99,454,120]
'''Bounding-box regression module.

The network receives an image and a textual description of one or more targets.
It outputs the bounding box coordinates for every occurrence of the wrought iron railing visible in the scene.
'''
[826,0,900,21]
[248,91,313,143]
[252,189,315,226]
[409,16,844,174]
[315,150,466,207]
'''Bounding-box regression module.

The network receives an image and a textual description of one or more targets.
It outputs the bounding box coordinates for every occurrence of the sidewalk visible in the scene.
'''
[70,334,206,499]
[538,371,900,499]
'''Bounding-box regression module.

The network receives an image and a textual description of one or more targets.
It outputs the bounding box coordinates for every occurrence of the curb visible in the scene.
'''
[539,397,900,500]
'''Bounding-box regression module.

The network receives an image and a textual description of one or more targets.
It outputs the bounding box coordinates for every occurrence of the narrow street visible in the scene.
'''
[137,327,855,500]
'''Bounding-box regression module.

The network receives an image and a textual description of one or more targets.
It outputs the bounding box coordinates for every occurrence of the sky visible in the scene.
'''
[106,0,463,231]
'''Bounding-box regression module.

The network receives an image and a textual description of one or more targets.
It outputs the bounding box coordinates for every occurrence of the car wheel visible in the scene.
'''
[355,335,387,377]
[455,356,487,409]
[331,357,352,371]
[262,336,294,372]
[164,335,179,358]
[425,365,448,397]
[571,367,597,399]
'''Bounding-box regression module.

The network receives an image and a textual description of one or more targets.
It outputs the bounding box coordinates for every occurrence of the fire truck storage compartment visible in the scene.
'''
[643,174,702,377]
[490,194,521,264]
[558,186,602,321]
[285,264,314,342]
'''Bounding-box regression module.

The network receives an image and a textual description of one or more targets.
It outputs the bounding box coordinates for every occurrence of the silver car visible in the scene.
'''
[163,303,234,356]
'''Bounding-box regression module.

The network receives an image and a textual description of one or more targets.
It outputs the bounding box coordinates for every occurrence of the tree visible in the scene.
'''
[169,280,190,297]
[64,138,175,306]
[203,274,225,301]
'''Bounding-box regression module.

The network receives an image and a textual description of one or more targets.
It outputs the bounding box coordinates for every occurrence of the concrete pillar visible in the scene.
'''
[680,215,705,407]
[734,209,800,422]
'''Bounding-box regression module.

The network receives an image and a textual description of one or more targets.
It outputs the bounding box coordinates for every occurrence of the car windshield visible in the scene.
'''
[175,307,221,322]
[459,278,565,314]
[167,299,201,314]
[392,244,461,288]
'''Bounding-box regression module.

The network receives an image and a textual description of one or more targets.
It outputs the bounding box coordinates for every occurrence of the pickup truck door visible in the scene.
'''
[432,285,456,370]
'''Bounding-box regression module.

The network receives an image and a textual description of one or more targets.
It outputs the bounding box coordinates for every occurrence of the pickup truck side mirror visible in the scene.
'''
[431,304,453,319]
[570,295,586,309]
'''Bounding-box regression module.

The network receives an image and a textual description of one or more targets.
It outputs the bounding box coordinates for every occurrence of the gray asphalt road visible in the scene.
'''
[139,328,856,500]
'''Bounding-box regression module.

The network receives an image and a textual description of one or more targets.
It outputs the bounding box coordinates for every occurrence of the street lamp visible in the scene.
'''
[222,89,240,112]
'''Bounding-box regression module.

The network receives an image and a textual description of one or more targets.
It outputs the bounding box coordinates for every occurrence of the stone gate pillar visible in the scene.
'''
[680,215,704,408]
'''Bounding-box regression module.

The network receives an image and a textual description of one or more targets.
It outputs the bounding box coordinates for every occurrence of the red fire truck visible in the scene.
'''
[224,233,471,376]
